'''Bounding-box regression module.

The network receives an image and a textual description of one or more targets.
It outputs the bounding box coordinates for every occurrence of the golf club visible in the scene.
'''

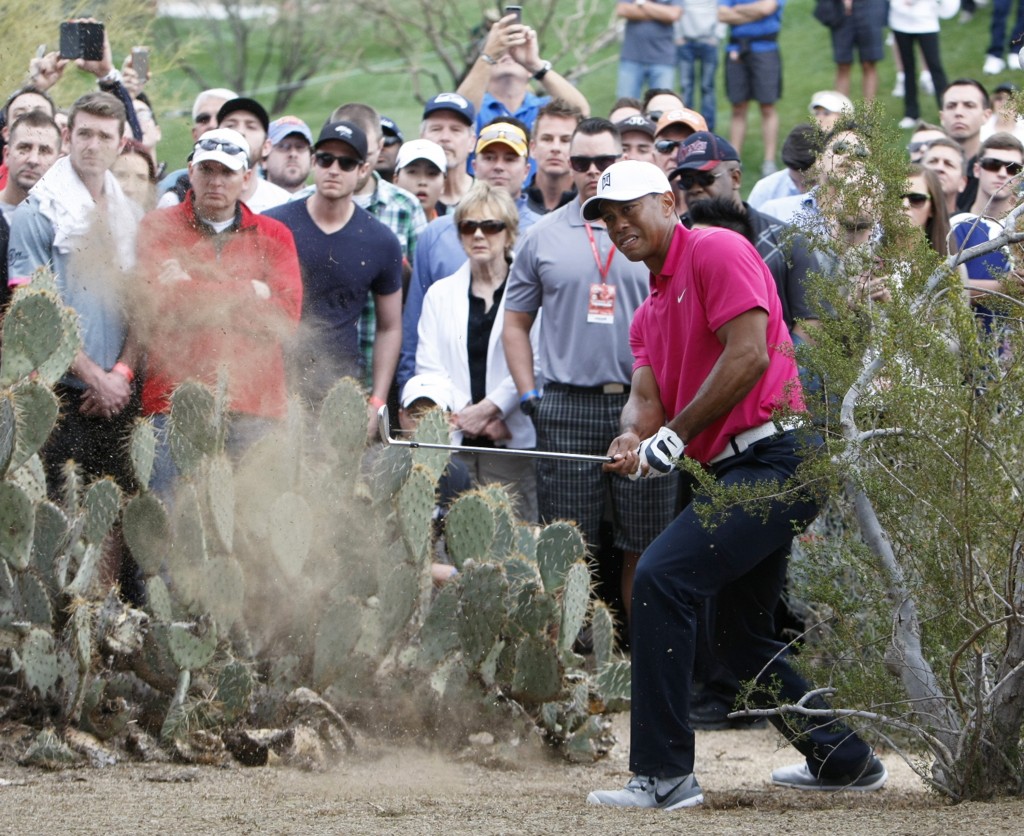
[377,404,614,464]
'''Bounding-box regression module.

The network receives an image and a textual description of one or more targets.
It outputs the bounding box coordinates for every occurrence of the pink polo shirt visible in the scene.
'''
[630,224,803,465]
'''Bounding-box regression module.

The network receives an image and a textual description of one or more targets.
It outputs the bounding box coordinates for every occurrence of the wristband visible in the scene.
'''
[480,53,497,65]
[112,362,134,384]
[520,389,540,403]
[368,395,387,409]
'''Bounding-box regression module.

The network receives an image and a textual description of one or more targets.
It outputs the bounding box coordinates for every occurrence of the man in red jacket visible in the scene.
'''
[135,127,303,495]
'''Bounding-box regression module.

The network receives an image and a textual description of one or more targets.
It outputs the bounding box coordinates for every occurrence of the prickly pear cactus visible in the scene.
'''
[456,562,508,668]
[169,381,218,475]
[9,380,59,472]
[0,392,14,477]
[410,407,451,484]
[216,660,253,724]
[205,455,235,554]
[590,601,617,670]
[558,562,591,654]
[129,418,158,491]
[395,465,436,564]
[536,522,586,595]
[0,480,35,570]
[270,491,312,579]
[18,627,61,696]
[82,478,122,545]
[318,378,369,463]
[196,555,245,627]
[511,634,561,704]
[0,282,81,387]
[168,618,218,670]
[122,492,170,576]
[445,493,496,568]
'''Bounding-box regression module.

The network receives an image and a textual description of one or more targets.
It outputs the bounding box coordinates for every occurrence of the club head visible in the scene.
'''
[376,403,392,445]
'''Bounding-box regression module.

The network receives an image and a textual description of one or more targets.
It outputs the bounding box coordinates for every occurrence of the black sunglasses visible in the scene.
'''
[194,113,215,125]
[569,154,621,173]
[314,151,361,171]
[457,219,507,235]
[645,110,664,122]
[978,156,1024,176]
[901,192,930,208]
[654,139,682,154]
[195,138,247,157]
[383,135,402,147]
[830,140,870,158]
[675,169,725,190]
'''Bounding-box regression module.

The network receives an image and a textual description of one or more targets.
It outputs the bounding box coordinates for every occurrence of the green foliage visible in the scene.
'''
[0,285,81,388]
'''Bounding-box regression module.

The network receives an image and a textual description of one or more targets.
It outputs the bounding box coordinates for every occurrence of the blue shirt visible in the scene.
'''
[721,0,784,52]
[476,91,551,135]
[622,0,683,66]
[951,213,1010,330]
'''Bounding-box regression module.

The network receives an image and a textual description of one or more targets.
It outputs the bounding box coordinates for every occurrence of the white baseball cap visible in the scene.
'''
[809,90,853,116]
[191,127,250,171]
[580,160,672,222]
[401,373,455,411]
[395,139,448,174]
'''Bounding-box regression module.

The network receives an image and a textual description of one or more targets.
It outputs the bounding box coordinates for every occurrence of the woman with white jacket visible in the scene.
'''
[415,182,540,521]
[889,0,961,128]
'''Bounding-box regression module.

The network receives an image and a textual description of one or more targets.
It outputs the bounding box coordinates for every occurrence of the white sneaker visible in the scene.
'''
[772,757,888,792]
[1010,51,1021,70]
[898,116,917,130]
[891,72,905,98]
[919,71,935,95]
[984,54,1007,75]
[587,773,704,810]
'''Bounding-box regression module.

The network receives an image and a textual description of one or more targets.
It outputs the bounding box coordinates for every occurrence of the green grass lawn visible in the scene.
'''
[146,1,1004,184]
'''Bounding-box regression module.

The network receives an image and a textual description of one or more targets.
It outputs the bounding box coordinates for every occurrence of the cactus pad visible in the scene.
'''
[416,583,460,669]
[146,575,174,622]
[82,477,122,544]
[169,381,217,474]
[16,570,54,625]
[590,601,617,670]
[129,418,157,490]
[0,287,81,387]
[445,494,496,569]
[396,464,435,565]
[205,455,235,554]
[410,406,450,483]
[511,635,561,704]
[456,562,508,668]
[312,599,363,689]
[595,659,632,710]
[168,617,218,670]
[317,378,368,463]
[197,556,245,627]
[19,627,60,695]
[270,491,312,579]
[122,492,170,576]
[69,600,93,671]
[558,561,591,654]
[536,522,586,595]
[0,391,14,477]
[10,380,59,472]
[0,480,35,571]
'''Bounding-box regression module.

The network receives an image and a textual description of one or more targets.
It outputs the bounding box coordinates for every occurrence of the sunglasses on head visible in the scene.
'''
[314,151,361,171]
[654,139,682,154]
[901,192,930,208]
[457,219,507,236]
[195,138,247,157]
[569,154,621,173]
[675,168,725,190]
[906,140,932,156]
[645,110,664,122]
[830,140,870,158]
[978,156,1024,176]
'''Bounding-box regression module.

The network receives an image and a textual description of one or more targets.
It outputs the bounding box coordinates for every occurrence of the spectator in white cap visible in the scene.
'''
[808,90,853,132]
[394,138,447,221]
[264,116,312,193]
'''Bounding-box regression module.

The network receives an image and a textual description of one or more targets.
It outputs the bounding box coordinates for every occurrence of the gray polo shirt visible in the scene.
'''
[505,197,651,387]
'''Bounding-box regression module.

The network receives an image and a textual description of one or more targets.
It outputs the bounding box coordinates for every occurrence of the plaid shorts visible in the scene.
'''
[534,385,679,554]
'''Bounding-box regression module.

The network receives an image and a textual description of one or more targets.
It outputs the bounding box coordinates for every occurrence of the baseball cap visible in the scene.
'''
[401,374,455,411]
[580,160,672,222]
[671,132,740,176]
[995,82,1019,95]
[395,138,447,173]
[380,115,405,143]
[423,93,476,126]
[216,97,270,133]
[268,116,313,147]
[475,122,528,157]
[655,108,708,138]
[191,127,250,171]
[809,90,853,116]
[615,114,657,138]
[314,120,369,161]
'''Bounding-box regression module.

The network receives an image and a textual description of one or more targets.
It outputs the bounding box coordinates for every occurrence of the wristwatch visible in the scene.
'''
[520,394,541,416]
[532,60,552,81]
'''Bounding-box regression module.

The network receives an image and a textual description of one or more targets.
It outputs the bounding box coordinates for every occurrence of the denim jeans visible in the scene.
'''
[617,58,678,99]
[678,40,719,133]
[628,430,876,780]
[987,0,1024,56]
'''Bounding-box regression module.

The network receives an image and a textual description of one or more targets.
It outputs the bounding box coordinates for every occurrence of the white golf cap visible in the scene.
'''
[401,373,455,411]
[809,90,853,115]
[580,160,672,222]
[191,127,250,171]
[395,138,448,174]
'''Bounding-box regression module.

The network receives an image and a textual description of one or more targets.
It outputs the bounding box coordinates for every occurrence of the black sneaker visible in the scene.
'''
[689,698,767,731]
[771,757,888,792]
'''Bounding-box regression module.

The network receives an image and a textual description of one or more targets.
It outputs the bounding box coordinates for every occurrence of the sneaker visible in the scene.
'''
[587,773,704,810]
[771,756,888,792]
[984,54,1007,75]
[1010,51,1021,70]
[919,71,935,96]
[891,72,905,98]
[690,697,768,731]
[761,159,777,177]
[898,116,917,130]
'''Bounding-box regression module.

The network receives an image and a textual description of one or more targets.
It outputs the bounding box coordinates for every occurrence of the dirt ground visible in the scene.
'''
[1,714,1021,835]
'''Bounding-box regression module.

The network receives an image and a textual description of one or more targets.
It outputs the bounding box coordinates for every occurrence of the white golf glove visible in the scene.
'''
[630,426,684,480]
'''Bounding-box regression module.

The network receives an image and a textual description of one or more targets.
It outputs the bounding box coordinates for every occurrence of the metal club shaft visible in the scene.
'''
[376,404,613,464]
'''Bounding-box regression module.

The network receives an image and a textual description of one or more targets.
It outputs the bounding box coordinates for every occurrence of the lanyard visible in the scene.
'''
[584,223,616,284]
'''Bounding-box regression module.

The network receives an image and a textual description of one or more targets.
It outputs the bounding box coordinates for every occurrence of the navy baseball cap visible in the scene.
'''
[671,132,740,176]
[216,97,270,134]
[422,93,475,126]
[380,115,405,143]
[315,120,369,161]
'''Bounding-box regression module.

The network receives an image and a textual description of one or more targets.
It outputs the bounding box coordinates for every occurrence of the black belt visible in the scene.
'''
[546,382,630,396]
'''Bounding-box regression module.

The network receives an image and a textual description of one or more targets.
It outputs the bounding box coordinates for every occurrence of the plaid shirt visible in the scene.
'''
[358,173,427,386]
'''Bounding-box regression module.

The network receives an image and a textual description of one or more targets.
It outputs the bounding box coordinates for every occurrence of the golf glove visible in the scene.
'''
[631,426,684,480]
